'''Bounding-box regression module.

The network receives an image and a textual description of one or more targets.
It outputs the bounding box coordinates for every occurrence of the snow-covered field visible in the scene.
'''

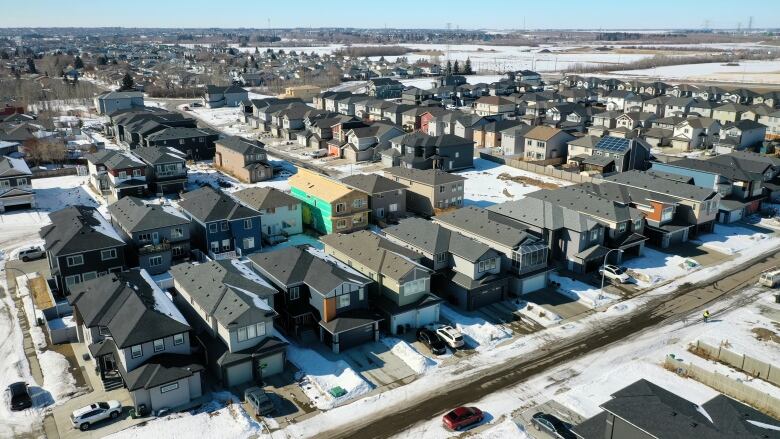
[694,223,772,255]
[399,74,504,89]
[456,158,570,207]
[187,106,252,136]
[610,59,780,84]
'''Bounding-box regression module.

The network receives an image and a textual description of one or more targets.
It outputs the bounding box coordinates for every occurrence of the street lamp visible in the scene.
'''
[599,248,624,301]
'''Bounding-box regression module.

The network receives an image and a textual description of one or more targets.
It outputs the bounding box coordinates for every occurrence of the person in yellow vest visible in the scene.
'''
[703,310,710,323]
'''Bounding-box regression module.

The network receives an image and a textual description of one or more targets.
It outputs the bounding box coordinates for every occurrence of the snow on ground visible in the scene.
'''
[262,233,323,252]
[440,305,512,349]
[609,59,780,84]
[187,106,252,136]
[468,417,532,439]
[399,74,504,89]
[694,223,772,255]
[549,273,621,308]
[187,161,293,193]
[623,247,701,288]
[380,337,437,374]
[457,158,570,207]
[32,173,106,216]
[512,299,562,328]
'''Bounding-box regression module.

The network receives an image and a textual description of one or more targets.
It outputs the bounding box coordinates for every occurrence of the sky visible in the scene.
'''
[0,0,778,30]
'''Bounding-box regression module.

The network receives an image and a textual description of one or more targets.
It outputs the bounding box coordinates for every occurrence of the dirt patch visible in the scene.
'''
[497,172,560,190]
[751,327,780,343]
[28,276,53,310]
[502,188,514,198]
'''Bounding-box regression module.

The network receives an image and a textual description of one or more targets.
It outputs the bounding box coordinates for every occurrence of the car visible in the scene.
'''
[18,246,44,262]
[70,400,122,431]
[436,325,464,349]
[531,412,576,439]
[304,149,328,158]
[599,264,630,284]
[244,386,274,417]
[442,406,483,431]
[6,382,32,411]
[416,327,447,355]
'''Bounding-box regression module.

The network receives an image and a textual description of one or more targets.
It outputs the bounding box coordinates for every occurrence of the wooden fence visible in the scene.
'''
[479,152,603,184]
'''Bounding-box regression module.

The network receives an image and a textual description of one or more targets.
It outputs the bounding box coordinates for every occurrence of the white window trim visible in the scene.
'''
[131,344,143,358]
[153,338,165,353]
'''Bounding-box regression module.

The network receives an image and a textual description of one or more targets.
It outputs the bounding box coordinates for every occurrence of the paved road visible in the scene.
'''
[322,247,780,439]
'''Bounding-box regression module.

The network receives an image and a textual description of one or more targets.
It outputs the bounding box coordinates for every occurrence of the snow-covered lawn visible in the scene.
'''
[549,273,621,309]
[623,248,701,288]
[694,224,773,255]
[187,161,293,193]
[440,305,512,349]
[380,337,437,374]
[187,106,252,136]
[457,158,570,207]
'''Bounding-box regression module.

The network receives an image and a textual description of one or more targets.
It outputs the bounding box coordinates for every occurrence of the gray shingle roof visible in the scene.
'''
[383,166,466,186]
[124,354,204,391]
[232,187,299,211]
[606,170,717,202]
[660,157,764,182]
[216,136,266,155]
[178,186,261,223]
[131,146,186,165]
[320,231,427,282]
[340,174,407,194]
[40,205,125,256]
[383,217,493,263]
[434,206,534,248]
[525,185,641,223]
[108,197,190,233]
[487,197,599,232]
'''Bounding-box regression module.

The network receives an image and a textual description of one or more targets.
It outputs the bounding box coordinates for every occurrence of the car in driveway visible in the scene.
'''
[244,386,274,417]
[416,327,447,355]
[531,412,576,439]
[18,246,44,262]
[599,264,630,284]
[442,406,483,431]
[436,325,464,349]
[6,382,32,411]
[70,400,122,431]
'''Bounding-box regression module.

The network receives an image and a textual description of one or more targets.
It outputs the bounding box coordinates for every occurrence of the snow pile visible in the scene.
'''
[471,418,532,439]
[512,300,563,327]
[286,344,373,410]
[550,273,620,308]
[695,224,770,255]
[440,305,512,349]
[380,337,437,374]
[624,248,700,288]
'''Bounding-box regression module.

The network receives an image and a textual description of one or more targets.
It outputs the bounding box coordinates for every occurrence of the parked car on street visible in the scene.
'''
[244,386,274,417]
[6,382,32,411]
[599,264,630,284]
[70,400,122,431]
[442,406,483,431]
[436,325,464,349]
[304,149,328,158]
[18,246,44,262]
[416,327,447,355]
[531,412,576,439]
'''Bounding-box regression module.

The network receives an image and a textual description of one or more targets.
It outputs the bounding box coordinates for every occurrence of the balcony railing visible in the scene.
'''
[138,241,171,256]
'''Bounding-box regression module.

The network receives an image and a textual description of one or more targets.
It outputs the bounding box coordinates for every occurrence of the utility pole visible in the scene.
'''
[748,16,753,33]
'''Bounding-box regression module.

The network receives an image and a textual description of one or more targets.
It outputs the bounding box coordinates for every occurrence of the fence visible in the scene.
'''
[31,167,80,179]
[692,340,780,386]
[665,354,780,418]
[479,152,603,184]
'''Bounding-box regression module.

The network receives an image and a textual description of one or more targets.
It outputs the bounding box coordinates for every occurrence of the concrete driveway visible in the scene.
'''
[337,342,417,389]
[515,400,586,439]
[51,388,139,439]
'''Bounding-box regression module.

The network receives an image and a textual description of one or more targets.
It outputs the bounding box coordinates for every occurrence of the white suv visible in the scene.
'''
[599,265,631,284]
[18,246,44,262]
[436,325,465,349]
[71,400,121,431]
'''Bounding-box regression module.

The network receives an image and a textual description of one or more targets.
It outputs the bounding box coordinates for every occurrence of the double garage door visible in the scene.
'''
[339,324,375,351]
[470,285,505,310]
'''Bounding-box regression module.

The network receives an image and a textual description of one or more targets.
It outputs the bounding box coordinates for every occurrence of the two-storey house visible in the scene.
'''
[383,167,465,217]
[289,168,369,234]
[214,136,273,183]
[0,156,34,212]
[232,187,303,244]
[131,146,188,195]
[340,174,407,224]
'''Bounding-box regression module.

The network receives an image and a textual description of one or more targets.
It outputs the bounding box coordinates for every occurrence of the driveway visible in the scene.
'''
[521,289,591,321]
[514,400,586,439]
[337,342,417,388]
[51,388,139,439]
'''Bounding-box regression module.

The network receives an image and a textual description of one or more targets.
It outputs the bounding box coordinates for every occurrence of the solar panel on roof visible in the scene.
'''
[596,136,631,152]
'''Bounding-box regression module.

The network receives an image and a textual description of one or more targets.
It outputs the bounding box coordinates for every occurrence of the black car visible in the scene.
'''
[6,382,32,411]
[416,328,447,355]
[531,412,575,439]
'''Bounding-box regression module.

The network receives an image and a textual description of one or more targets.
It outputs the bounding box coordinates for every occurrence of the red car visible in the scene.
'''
[442,406,483,431]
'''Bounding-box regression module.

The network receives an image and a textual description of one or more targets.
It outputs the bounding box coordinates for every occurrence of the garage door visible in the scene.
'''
[391,311,417,334]
[521,273,547,294]
[225,361,253,387]
[729,209,743,223]
[256,352,285,378]
[416,304,439,328]
[339,324,374,351]
[470,285,504,310]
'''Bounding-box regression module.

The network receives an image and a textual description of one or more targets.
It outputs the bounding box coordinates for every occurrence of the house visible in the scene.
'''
[433,206,550,293]
[214,136,273,183]
[177,186,263,259]
[85,149,148,202]
[523,126,575,161]
[108,197,191,275]
[289,168,369,234]
[336,122,405,163]
[499,124,534,156]
[340,173,407,223]
[0,156,35,212]
[67,269,203,414]
[566,135,601,164]
[389,132,475,171]
[384,217,511,311]
[94,91,145,115]
[321,231,442,334]
[144,126,220,160]
[249,246,380,353]
[664,97,696,116]
[670,118,721,152]
[474,96,515,118]
[367,78,404,99]
[40,205,127,294]
[131,146,188,195]
[573,379,780,439]
[170,260,288,387]
[592,136,652,173]
[278,85,321,102]
[712,103,748,125]
[204,85,249,108]
[715,119,767,152]
[232,187,303,244]
[383,167,465,217]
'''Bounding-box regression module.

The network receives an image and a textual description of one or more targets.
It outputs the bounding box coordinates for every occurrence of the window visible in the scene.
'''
[208,223,217,233]
[16,178,27,186]
[101,249,117,261]
[153,338,165,352]
[210,241,219,252]
[237,322,266,342]
[242,237,255,249]
[243,218,252,230]
[352,198,364,209]
[99,326,110,336]
[403,279,426,296]
[173,333,184,346]
[118,171,127,179]
[337,294,351,309]
[172,245,183,257]
[289,286,300,300]
[179,139,185,145]
[336,219,347,229]
[131,344,142,358]
[0,180,9,189]
[436,253,447,263]
[389,203,398,212]
[66,254,84,267]
[138,232,151,241]
[149,256,163,267]
[353,214,363,225]
[221,239,230,251]
[133,169,142,177]
[65,274,81,287]
[591,230,599,242]
[82,271,97,282]
[635,219,642,229]
[618,223,626,233]
[335,203,346,213]
[220,221,229,231]
[359,289,365,301]
[439,185,445,193]
[171,227,184,239]
[376,207,384,218]
[160,382,179,393]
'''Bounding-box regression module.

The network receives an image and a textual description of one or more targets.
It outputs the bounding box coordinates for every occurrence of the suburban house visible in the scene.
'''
[204,85,249,108]
[279,85,321,102]
[108,197,192,275]
[383,167,465,217]
[40,205,127,294]
[384,217,511,311]
[67,269,203,414]
[340,173,408,224]
[321,231,442,334]
[170,260,288,387]
[94,91,145,115]
[289,168,369,234]
[214,136,274,183]
[388,132,475,171]
[670,118,721,151]
[177,186,263,259]
[367,78,404,99]
[474,96,516,118]
[144,126,220,160]
[85,149,148,202]
[712,102,747,125]
[332,122,405,163]
[132,146,188,195]
[232,187,303,244]
[592,136,652,173]
[0,156,35,212]
[499,124,534,156]
[715,119,767,152]
[523,126,575,161]
[249,245,380,353]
